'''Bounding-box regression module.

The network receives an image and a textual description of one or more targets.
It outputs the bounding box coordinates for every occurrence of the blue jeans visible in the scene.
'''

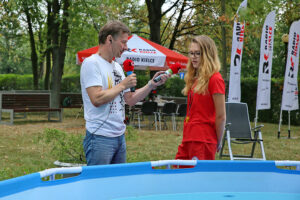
[83,130,126,166]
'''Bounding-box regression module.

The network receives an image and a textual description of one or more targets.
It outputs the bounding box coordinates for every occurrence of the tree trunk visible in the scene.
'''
[38,29,45,79]
[50,0,61,108]
[45,0,52,90]
[23,1,39,89]
[45,48,51,90]
[50,0,70,108]
[59,0,70,76]
[169,0,186,50]
[221,0,227,81]
[146,0,165,44]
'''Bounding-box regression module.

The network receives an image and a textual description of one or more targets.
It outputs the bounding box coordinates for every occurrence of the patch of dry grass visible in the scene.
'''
[0,109,299,181]
[0,109,85,180]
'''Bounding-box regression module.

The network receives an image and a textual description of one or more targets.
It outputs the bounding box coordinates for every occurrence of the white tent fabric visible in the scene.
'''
[115,34,166,68]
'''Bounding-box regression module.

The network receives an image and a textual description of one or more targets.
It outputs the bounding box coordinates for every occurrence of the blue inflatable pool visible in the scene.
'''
[0,160,299,200]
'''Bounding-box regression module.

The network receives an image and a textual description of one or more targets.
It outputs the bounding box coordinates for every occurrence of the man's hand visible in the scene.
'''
[149,71,170,89]
[121,73,137,90]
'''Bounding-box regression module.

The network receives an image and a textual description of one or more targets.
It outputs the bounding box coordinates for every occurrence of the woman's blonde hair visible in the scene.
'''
[182,35,221,95]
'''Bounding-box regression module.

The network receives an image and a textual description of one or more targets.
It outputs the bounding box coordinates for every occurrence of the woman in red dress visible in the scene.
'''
[175,35,226,160]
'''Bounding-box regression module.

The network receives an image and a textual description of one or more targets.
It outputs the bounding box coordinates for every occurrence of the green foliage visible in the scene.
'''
[1,0,299,82]
[0,74,34,90]
[61,74,81,93]
[0,168,11,181]
[0,74,299,125]
[125,125,139,141]
[136,70,149,89]
[163,76,185,97]
[240,77,300,125]
[0,74,80,92]
[0,1,32,74]
[38,128,85,164]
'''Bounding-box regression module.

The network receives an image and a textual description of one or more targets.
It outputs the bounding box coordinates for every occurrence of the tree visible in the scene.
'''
[143,0,232,81]
[1,0,299,92]
[44,0,52,90]
[0,1,32,74]
[50,0,71,108]
[21,0,40,89]
[220,0,227,81]
[145,0,181,44]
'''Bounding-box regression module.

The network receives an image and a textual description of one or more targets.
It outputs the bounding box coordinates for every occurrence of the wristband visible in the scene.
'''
[148,80,153,88]
[148,80,156,90]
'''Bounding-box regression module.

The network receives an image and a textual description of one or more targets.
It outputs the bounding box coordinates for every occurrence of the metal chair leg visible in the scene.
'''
[172,114,176,131]
[226,131,234,160]
[138,114,141,130]
[259,131,266,160]
[154,114,158,131]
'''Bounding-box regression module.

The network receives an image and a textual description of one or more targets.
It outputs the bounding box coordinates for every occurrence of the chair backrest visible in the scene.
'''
[141,101,158,115]
[162,102,177,114]
[176,103,187,117]
[225,102,252,139]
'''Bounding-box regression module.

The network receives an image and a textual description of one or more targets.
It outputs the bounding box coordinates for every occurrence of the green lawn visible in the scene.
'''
[0,109,299,181]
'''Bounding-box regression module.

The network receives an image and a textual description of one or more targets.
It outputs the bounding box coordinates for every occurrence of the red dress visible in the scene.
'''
[176,72,225,160]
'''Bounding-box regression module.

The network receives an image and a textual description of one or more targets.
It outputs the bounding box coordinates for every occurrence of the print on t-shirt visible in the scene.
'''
[112,69,125,114]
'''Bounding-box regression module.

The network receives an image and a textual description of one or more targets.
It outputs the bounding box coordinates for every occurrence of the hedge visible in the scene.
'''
[0,74,299,125]
[0,74,34,90]
[240,78,299,125]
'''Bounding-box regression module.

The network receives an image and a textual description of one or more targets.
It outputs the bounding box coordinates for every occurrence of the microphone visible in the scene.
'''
[123,59,135,92]
[153,62,182,83]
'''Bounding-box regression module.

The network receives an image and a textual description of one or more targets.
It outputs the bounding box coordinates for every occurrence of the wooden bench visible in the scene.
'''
[0,93,62,125]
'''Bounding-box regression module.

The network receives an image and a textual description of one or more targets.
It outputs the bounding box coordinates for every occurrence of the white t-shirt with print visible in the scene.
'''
[80,54,129,137]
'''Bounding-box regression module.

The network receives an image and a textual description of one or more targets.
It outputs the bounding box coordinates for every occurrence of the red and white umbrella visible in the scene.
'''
[76,34,188,70]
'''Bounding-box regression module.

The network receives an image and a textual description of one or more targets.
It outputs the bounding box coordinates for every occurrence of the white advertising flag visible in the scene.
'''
[228,0,247,102]
[228,21,246,102]
[281,20,300,111]
[256,11,276,110]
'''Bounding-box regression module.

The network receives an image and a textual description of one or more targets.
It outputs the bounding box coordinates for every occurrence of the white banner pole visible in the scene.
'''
[254,110,258,127]
[288,110,291,138]
[277,109,282,139]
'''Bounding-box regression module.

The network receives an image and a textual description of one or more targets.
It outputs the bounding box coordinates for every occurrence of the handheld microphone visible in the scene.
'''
[153,62,182,83]
[123,59,135,92]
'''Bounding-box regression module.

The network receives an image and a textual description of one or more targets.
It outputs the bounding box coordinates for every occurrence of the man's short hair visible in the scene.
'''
[98,20,131,45]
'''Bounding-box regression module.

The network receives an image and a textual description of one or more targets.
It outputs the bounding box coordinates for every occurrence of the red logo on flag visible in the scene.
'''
[128,48,137,53]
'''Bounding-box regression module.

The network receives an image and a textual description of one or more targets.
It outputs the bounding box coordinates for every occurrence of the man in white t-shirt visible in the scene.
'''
[80,20,169,166]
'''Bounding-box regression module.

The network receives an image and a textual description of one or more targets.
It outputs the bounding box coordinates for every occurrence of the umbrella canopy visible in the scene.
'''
[76,34,188,70]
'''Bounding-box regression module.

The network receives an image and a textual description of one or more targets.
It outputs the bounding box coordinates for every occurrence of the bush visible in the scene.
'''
[240,78,300,125]
[0,74,34,90]
[136,73,149,89]
[38,128,86,164]
[163,76,185,97]
[37,126,139,164]
[125,125,139,141]
[61,74,81,92]
[1,73,299,125]
[0,74,80,92]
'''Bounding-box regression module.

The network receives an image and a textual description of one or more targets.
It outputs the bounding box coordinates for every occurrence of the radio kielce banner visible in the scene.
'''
[256,11,276,110]
[228,0,247,102]
[281,20,300,111]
